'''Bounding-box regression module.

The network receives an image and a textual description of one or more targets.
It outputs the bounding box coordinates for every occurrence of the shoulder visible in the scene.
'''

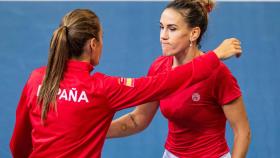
[207,62,238,89]
[92,72,121,85]
[212,62,240,88]
[214,62,234,78]
[91,72,121,96]
[27,66,46,85]
[21,66,46,100]
[91,72,106,82]
[212,63,242,105]
[91,72,113,89]
[31,66,46,76]
[148,56,172,75]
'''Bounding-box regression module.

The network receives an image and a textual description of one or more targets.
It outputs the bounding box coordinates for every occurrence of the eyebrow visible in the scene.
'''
[167,24,178,27]
[159,22,178,27]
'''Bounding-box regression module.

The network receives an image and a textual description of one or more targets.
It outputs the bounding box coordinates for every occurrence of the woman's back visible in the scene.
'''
[21,60,114,157]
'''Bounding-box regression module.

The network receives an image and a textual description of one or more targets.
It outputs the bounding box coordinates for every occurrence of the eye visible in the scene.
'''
[169,27,177,31]
[160,25,164,30]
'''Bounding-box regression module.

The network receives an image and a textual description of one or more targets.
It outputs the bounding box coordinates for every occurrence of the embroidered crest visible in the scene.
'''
[192,93,200,102]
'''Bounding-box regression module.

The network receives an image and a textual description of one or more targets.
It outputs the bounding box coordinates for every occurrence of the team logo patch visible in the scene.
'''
[192,93,200,102]
[118,77,135,87]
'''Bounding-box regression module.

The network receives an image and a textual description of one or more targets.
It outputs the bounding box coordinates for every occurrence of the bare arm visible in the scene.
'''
[223,97,251,158]
[107,101,159,138]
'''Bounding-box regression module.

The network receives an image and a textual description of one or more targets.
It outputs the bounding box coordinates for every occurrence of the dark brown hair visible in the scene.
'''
[166,0,215,46]
[37,9,101,122]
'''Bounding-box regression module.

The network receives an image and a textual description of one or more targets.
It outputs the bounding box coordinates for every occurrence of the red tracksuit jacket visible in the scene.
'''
[10,52,219,158]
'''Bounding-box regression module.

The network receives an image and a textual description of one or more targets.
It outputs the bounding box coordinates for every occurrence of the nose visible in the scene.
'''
[160,28,168,41]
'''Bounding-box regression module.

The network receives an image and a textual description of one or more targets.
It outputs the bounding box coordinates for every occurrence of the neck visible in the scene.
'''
[70,52,91,63]
[172,46,202,68]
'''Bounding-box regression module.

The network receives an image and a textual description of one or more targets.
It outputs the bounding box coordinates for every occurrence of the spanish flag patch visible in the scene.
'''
[118,77,135,87]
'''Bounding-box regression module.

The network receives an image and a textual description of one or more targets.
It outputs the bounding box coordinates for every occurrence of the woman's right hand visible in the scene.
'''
[213,38,242,60]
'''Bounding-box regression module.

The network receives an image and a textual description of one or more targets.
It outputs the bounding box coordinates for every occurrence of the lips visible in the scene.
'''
[161,42,170,45]
[161,43,170,47]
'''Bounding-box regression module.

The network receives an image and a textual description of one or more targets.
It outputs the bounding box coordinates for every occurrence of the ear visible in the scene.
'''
[189,27,201,42]
[90,38,97,53]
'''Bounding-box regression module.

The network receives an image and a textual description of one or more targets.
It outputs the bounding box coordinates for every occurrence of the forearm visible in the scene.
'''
[223,97,251,158]
[107,101,158,138]
[231,127,251,158]
[107,112,148,138]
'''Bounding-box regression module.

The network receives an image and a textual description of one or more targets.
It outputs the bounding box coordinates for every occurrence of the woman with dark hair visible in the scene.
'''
[107,1,250,158]
[10,8,241,158]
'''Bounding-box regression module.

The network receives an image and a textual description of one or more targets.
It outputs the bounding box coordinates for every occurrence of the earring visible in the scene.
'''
[189,41,193,47]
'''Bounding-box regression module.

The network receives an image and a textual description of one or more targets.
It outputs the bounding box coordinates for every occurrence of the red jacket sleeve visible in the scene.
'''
[10,83,33,158]
[103,52,220,111]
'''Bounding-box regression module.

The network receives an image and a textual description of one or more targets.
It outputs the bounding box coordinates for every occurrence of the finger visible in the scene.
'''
[234,48,242,54]
[229,38,239,42]
[233,41,241,45]
[231,40,241,46]
[234,45,242,50]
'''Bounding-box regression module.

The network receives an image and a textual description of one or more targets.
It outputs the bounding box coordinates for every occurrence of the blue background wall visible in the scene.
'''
[0,1,279,158]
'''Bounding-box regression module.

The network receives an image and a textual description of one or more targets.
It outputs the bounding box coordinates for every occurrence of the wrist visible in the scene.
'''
[213,49,223,59]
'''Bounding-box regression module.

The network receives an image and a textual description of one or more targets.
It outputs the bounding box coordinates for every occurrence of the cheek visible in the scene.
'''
[171,31,188,44]
[167,38,188,53]
[97,43,103,55]
[161,30,190,56]
[99,45,103,57]
[175,39,189,50]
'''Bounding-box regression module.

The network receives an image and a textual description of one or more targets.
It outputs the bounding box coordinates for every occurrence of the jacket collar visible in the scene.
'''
[66,60,94,72]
